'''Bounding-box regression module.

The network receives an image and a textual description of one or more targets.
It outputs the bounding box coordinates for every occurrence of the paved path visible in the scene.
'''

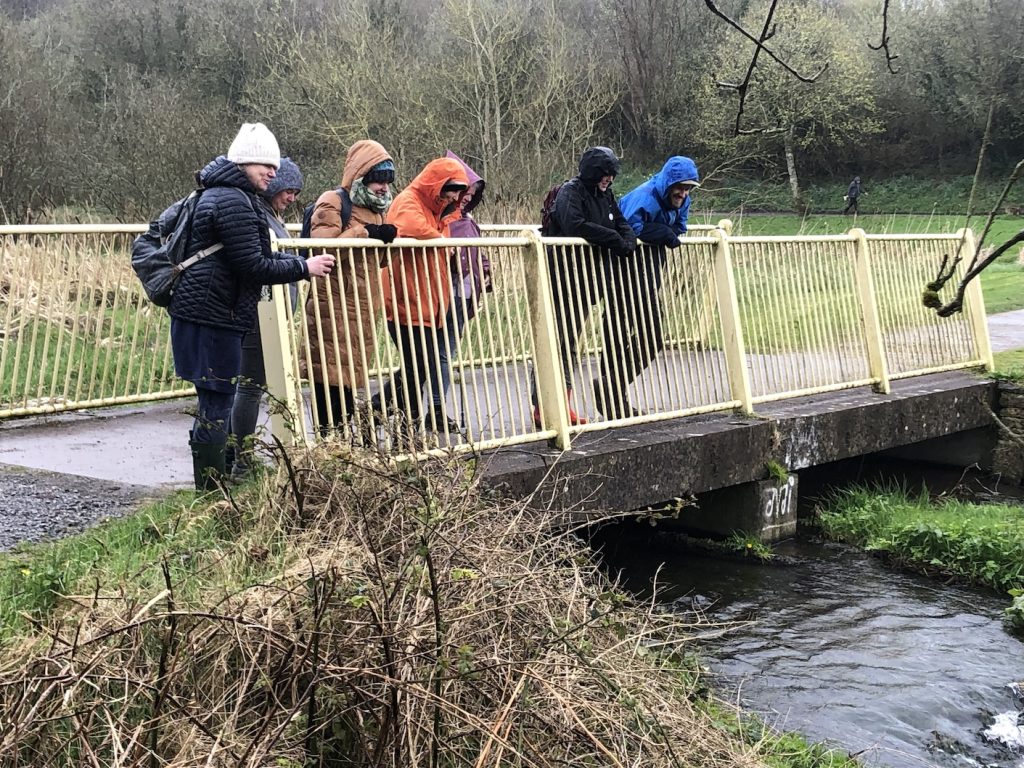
[986,308,1024,353]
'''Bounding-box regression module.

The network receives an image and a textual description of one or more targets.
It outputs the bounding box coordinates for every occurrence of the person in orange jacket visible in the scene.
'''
[374,157,469,430]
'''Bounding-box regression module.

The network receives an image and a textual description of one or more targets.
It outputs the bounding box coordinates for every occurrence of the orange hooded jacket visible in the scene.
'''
[382,157,470,328]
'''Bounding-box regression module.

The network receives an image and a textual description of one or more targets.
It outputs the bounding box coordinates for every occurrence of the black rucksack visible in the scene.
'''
[299,187,352,257]
[540,181,566,236]
[131,190,223,308]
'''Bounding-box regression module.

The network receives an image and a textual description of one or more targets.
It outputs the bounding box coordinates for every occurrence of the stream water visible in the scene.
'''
[599,535,1024,767]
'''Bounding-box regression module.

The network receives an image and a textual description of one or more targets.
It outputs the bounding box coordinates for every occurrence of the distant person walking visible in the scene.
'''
[843,176,863,215]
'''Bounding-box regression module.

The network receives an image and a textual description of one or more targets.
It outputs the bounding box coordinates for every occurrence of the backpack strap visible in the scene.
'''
[174,243,224,273]
[336,187,352,230]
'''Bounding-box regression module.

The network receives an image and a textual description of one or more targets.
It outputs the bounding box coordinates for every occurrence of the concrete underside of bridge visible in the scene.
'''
[480,371,999,541]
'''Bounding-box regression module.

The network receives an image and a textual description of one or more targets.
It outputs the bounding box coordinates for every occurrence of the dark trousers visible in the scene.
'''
[531,246,603,405]
[312,381,355,432]
[229,327,267,449]
[193,386,234,445]
[376,321,444,423]
[598,246,667,410]
[431,297,470,413]
[843,196,859,214]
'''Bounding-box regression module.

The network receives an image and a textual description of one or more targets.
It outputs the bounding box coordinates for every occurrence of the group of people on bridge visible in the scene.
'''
[167,122,704,490]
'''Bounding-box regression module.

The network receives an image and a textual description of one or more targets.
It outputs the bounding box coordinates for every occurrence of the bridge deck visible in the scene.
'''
[479,370,997,513]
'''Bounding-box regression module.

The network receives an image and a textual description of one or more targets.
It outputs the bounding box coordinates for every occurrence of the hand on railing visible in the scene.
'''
[306,253,335,277]
[364,223,398,244]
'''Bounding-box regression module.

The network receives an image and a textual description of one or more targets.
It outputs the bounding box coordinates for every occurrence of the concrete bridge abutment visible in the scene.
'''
[481,372,999,541]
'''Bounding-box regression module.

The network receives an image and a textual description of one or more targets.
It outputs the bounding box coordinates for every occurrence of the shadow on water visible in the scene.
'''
[592,458,1024,768]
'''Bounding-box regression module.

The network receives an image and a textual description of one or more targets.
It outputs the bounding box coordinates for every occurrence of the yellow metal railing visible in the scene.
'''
[0,226,190,418]
[1,225,991,456]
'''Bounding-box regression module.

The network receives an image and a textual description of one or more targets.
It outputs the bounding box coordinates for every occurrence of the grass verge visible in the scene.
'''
[992,349,1024,383]
[815,485,1024,635]
[0,448,858,767]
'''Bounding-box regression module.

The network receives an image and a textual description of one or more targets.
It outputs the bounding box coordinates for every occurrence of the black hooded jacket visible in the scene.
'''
[168,156,308,332]
[549,147,636,257]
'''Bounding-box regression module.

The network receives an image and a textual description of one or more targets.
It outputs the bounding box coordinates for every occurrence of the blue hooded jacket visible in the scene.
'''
[619,156,700,247]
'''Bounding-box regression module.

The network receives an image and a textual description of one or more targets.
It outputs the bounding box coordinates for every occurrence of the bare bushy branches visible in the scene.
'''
[924,158,1024,317]
[0,449,765,767]
[704,0,828,136]
[867,0,900,74]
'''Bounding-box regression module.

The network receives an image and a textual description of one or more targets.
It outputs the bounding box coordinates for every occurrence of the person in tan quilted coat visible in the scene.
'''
[305,139,398,434]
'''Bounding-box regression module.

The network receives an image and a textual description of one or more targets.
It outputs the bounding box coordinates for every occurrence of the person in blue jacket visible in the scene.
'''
[603,155,700,418]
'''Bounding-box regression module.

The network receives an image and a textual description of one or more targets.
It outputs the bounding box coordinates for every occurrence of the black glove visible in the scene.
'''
[611,236,635,259]
[639,221,682,248]
[364,223,398,244]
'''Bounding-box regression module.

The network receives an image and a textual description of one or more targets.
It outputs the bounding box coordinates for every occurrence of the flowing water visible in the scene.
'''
[600,535,1024,768]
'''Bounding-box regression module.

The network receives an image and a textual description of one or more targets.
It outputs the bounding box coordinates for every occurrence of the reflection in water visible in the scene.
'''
[601,537,1024,768]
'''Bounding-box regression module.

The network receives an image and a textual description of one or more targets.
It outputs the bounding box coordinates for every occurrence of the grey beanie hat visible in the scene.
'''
[263,157,303,199]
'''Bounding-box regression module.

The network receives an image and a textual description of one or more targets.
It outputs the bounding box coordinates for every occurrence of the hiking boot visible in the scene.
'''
[425,410,462,435]
[590,378,643,421]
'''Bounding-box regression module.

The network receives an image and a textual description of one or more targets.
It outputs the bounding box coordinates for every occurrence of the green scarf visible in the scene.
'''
[350,178,393,214]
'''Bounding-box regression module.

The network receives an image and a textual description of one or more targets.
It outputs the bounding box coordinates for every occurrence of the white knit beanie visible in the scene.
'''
[226,122,281,168]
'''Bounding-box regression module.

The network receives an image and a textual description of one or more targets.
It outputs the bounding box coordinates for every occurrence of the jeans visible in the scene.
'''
[229,326,267,449]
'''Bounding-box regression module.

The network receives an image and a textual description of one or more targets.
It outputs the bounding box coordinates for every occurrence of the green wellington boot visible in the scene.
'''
[190,440,227,492]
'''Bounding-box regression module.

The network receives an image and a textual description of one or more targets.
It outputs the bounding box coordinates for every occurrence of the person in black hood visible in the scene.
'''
[169,123,335,491]
[531,146,637,428]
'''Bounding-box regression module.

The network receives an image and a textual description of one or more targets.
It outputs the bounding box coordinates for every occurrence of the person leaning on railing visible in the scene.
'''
[226,156,304,480]
[168,123,335,491]
[530,146,636,428]
[304,140,398,437]
[374,157,470,434]
[607,155,701,419]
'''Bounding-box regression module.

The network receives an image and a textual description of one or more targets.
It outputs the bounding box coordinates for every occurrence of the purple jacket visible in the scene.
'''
[445,151,491,308]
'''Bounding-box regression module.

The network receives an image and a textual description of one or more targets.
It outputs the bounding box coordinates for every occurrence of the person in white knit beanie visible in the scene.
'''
[226,122,281,193]
[227,122,281,168]
[169,122,333,491]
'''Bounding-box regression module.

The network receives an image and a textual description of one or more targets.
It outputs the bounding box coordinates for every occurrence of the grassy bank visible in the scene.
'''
[0,450,857,767]
[815,486,1024,634]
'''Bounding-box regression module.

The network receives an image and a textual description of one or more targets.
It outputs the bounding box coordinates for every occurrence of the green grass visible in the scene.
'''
[691,174,1024,216]
[992,349,1024,382]
[722,213,1024,315]
[0,489,280,644]
[816,486,1024,633]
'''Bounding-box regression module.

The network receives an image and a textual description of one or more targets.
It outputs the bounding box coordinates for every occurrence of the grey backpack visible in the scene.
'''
[131,189,223,307]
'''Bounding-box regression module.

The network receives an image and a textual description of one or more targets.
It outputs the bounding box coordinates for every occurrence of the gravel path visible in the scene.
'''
[0,464,157,552]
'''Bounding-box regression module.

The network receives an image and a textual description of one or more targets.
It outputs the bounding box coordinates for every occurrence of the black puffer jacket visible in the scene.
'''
[550,147,636,257]
[168,156,309,332]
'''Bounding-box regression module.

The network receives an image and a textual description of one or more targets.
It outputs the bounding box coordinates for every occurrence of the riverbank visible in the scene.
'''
[0,447,858,767]
[814,485,1024,634]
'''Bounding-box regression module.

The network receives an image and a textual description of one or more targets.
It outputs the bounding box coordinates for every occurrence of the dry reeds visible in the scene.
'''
[0,448,767,767]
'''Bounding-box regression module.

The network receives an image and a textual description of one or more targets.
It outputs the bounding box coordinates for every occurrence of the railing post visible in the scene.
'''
[716,218,733,236]
[959,227,995,371]
[522,228,571,449]
[260,282,308,447]
[712,229,753,414]
[850,228,891,394]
